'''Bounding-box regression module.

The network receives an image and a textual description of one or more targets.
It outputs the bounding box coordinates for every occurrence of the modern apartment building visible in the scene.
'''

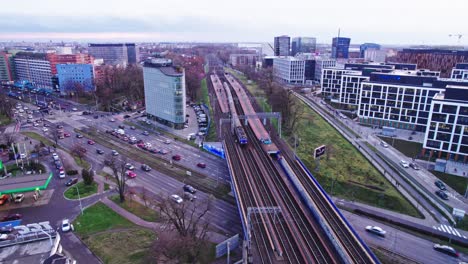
[14,52,53,89]
[273,57,305,85]
[57,64,95,94]
[88,43,137,66]
[314,57,336,83]
[229,54,259,67]
[291,37,317,56]
[388,49,468,77]
[331,37,351,59]
[0,52,14,82]
[424,86,468,162]
[451,63,468,80]
[143,58,186,129]
[274,36,291,56]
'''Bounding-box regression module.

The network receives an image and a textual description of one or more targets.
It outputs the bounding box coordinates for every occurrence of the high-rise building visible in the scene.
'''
[332,37,351,59]
[143,58,186,129]
[451,63,468,80]
[388,49,468,77]
[88,43,137,66]
[291,37,317,56]
[0,52,14,82]
[14,52,53,89]
[359,43,381,58]
[274,35,290,56]
[57,64,95,94]
[273,57,305,84]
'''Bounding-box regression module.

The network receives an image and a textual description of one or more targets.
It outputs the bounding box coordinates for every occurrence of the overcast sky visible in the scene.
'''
[1,0,467,45]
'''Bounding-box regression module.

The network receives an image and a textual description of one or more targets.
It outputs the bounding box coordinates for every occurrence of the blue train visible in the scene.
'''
[223,81,248,145]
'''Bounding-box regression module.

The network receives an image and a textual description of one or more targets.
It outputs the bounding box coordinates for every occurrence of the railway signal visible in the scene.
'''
[314,145,326,159]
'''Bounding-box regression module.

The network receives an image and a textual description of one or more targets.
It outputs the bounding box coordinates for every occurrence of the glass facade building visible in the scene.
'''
[332,37,351,59]
[57,64,95,94]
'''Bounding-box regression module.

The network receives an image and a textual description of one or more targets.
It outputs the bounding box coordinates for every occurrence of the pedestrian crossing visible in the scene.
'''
[433,224,467,239]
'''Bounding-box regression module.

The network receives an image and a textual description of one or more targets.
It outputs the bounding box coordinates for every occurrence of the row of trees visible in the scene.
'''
[0,93,15,120]
[166,53,205,101]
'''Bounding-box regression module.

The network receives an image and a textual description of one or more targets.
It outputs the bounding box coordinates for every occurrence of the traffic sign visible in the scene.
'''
[215,234,239,258]
[314,145,326,159]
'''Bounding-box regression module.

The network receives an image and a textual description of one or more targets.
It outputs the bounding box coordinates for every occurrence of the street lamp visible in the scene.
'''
[75,185,84,215]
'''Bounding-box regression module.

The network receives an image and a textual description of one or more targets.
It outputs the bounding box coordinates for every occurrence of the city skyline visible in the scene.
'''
[0,0,467,45]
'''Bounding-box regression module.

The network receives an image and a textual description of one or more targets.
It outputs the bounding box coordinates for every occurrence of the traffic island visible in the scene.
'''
[63,181,98,200]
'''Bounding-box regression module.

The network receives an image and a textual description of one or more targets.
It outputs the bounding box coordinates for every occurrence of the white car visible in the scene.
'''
[42,127,49,132]
[19,109,24,113]
[170,194,183,204]
[380,141,389,148]
[365,226,386,237]
[33,122,39,127]
[52,153,59,160]
[164,139,171,144]
[400,160,409,168]
[111,150,119,156]
[72,108,78,111]
[23,106,29,110]
[59,170,66,178]
[61,219,73,232]
[109,118,116,122]
[125,163,135,170]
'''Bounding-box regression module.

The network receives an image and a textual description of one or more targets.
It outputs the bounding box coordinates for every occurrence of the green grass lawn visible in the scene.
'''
[21,132,55,146]
[73,155,91,170]
[431,170,468,196]
[73,202,135,238]
[199,77,217,142]
[110,195,159,222]
[104,183,110,191]
[64,181,98,199]
[292,98,420,218]
[0,114,12,126]
[378,136,423,158]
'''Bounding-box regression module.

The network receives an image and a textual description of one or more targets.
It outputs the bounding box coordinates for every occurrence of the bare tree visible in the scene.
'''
[51,128,62,145]
[0,93,15,120]
[105,154,128,202]
[71,144,87,163]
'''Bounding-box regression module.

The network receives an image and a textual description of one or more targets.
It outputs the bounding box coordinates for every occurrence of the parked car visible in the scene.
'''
[126,171,137,178]
[42,127,49,132]
[64,132,71,137]
[87,140,95,145]
[61,219,73,232]
[183,184,196,194]
[164,139,171,144]
[56,125,63,129]
[130,126,136,130]
[59,170,66,178]
[141,164,151,172]
[13,194,24,203]
[433,244,459,257]
[72,108,78,111]
[65,178,78,186]
[0,226,14,234]
[118,125,125,129]
[409,162,420,170]
[109,118,116,122]
[2,214,22,222]
[183,192,197,202]
[142,131,149,136]
[52,153,59,160]
[435,180,446,190]
[76,134,83,138]
[172,155,181,161]
[96,149,104,155]
[170,194,183,204]
[365,226,386,237]
[435,190,449,200]
[197,163,206,168]
[111,150,119,156]
[0,194,9,205]
[399,160,409,168]
[125,163,135,170]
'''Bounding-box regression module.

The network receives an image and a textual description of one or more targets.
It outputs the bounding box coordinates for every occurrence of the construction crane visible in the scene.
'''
[449,34,463,44]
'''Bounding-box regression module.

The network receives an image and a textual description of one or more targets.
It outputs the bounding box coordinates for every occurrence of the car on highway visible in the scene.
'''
[65,178,78,186]
[435,190,449,200]
[183,192,197,202]
[172,154,181,161]
[196,163,206,168]
[2,214,22,222]
[142,131,149,136]
[126,171,137,178]
[125,163,135,170]
[87,140,95,145]
[399,160,409,168]
[13,194,24,203]
[111,150,119,156]
[365,226,386,237]
[62,219,73,232]
[409,162,420,170]
[433,244,459,257]
[159,149,169,155]
[183,184,196,194]
[380,141,389,148]
[141,164,151,172]
[76,134,83,138]
[170,194,183,204]
[435,180,446,190]
[96,149,104,155]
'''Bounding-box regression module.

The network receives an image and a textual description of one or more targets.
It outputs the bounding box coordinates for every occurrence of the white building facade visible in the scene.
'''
[273,57,305,85]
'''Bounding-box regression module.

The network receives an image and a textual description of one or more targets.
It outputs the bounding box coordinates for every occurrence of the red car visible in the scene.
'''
[64,132,71,137]
[172,155,181,161]
[87,140,95,145]
[197,163,206,168]
[0,195,9,206]
[137,143,145,148]
[126,171,137,178]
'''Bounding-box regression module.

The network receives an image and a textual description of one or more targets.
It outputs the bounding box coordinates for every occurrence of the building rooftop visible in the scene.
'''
[143,58,184,76]
[273,56,304,61]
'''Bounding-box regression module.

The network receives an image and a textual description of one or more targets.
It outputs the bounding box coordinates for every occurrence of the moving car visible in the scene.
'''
[142,131,149,136]
[380,141,389,148]
[433,244,459,257]
[96,149,105,155]
[109,118,116,122]
[435,190,449,200]
[126,171,137,178]
[183,184,196,194]
[125,163,135,170]
[52,153,59,161]
[62,219,73,232]
[65,178,78,186]
[183,192,197,202]
[197,163,206,168]
[170,194,183,204]
[409,162,420,170]
[130,126,136,130]
[399,160,409,168]
[111,150,119,156]
[365,226,386,237]
[435,180,446,190]
[172,155,181,161]
[141,164,151,172]
[87,140,95,145]
[76,134,83,138]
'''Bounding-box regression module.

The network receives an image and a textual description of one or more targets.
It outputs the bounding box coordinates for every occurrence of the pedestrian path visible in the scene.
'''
[433,224,467,239]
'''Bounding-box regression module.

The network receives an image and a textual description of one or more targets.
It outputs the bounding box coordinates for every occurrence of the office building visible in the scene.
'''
[315,57,336,83]
[57,64,95,94]
[451,63,468,80]
[364,49,386,63]
[14,52,53,89]
[274,35,291,56]
[332,37,351,59]
[291,37,317,56]
[424,86,468,162]
[386,62,417,70]
[229,54,260,67]
[360,43,381,58]
[273,57,305,85]
[143,58,186,129]
[47,53,93,75]
[388,49,468,77]
[0,52,14,82]
[88,43,137,66]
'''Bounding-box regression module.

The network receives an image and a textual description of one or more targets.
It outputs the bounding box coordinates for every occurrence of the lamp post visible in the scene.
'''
[75,185,84,215]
